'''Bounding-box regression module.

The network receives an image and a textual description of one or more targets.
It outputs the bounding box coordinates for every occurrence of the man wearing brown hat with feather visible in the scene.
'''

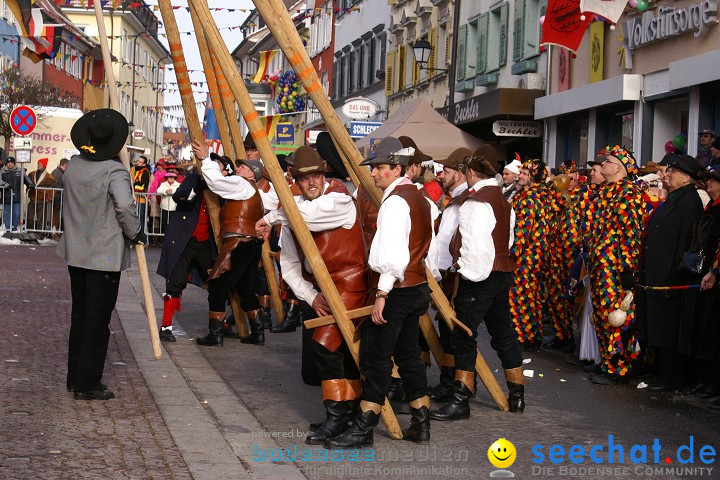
[255,145,369,445]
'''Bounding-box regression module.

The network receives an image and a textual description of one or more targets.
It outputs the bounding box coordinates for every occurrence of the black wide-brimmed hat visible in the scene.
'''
[71,109,129,161]
[705,164,720,181]
[210,152,235,176]
[359,137,410,167]
[670,154,702,179]
[289,146,327,179]
[315,132,349,179]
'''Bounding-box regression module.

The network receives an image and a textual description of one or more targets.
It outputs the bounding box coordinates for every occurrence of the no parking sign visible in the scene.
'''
[10,105,37,136]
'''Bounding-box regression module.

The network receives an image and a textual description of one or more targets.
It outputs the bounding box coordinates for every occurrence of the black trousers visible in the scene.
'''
[67,266,121,392]
[166,237,213,296]
[207,239,262,312]
[360,284,430,405]
[301,305,360,381]
[451,272,523,372]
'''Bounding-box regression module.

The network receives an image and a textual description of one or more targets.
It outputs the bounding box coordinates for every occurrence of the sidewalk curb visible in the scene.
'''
[117,265,306,480]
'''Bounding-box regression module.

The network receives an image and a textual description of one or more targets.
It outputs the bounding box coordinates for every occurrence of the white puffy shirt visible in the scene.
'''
[435,181,468,271]
[200,157,257,201]
[275,183,357,304]
[456,178,515,282]
[369,177,440,293]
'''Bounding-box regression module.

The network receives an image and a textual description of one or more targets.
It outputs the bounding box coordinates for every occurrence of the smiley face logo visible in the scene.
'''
[488,438,516,469]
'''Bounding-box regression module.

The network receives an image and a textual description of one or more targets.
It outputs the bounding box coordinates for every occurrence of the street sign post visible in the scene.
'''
[10,105,38,137]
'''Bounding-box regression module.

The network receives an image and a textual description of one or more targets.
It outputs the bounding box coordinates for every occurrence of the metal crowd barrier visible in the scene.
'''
[1,187,173,240]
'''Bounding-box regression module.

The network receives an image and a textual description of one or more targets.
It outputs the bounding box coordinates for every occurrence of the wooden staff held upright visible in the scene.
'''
[92,1,161,360]
[189,0,403,439]
[157,0,251,338]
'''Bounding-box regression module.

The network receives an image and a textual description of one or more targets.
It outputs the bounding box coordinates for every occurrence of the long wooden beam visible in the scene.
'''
[190,0,402,438]
[157,0,249,337]
[251,0,508,411]
[92,1,161,360]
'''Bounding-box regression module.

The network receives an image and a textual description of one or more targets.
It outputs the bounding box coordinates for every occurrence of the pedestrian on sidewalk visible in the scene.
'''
[58,109,144,401]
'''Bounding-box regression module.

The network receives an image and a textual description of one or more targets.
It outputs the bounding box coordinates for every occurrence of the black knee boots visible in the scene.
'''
[430,366,455,402]
[306,400,354,445]
[240,310,265,345]
[272,299,300,333]
[195,311,225,346]
[403,397,430,444]
[505,367,526,413]
[324,402,380,449]
[429,370,474,421]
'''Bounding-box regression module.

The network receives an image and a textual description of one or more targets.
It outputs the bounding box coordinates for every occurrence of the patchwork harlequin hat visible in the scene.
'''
[605,145,639,177]
[521,158,547,183]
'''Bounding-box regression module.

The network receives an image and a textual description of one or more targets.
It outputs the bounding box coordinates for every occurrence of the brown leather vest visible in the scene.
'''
[256,177,271,193]
[293,179,370,302]
[388,184,432,288]
[356,185,379,250]
[450,185,515,273]
[219,179,264,237]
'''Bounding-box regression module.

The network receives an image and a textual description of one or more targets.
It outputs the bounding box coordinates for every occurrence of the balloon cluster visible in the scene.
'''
[261,70,281,87]
[275,70,305,114]
[664,134,687,155]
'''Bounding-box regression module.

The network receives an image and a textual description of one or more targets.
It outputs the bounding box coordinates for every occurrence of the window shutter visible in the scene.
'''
[385,50,395,95]
[428,27,438,72]
[445,30,452,67]
[477,15,488,74]
[456,24,467,81]
[397,44,406,91]
[513,0,525,62]
[499,2,509,66]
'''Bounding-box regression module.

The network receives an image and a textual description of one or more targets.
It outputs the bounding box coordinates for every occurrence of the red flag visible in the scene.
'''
[541,0,593,54]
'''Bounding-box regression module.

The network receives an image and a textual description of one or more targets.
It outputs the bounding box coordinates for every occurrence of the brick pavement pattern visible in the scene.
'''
[0,245,192,479]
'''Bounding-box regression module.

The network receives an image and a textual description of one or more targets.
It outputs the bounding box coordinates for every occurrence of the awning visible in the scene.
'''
[437,88,545,125]
[669,49,720,90]
[534,74,643,119]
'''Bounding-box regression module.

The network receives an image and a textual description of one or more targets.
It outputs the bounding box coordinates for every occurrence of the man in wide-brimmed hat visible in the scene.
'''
[639,154,703,392]
[255,145,369,444]
[191,141,267,347]
[325,137,439,449]
[429,144,525,421]
[59,108,143,401]
[428,147,471,401]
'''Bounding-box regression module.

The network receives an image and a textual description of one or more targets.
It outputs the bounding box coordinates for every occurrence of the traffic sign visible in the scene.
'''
[10,105,37,136]
[15,150,31,163]
[13,137,32,150]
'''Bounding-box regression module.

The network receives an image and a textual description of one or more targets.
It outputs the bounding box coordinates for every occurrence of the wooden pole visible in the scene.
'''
[251,0,508,411]
[209,47,247,160]
[157,0,249,337]
[189,0,402,439]
[261,240,284,322]
[92,1,161,360]
[190,9,235,159]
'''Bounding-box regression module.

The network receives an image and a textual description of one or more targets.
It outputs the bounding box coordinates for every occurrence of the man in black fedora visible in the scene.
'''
[325,137,439,448]
[58,109,144,401]
[639,154,703,392]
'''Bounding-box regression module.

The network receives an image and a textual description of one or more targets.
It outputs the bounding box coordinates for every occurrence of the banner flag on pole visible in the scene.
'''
[541,0,593,54]
[253,50,278,83]
[6,0,64,62]
[203,95,221,141]
[260,115,280,142]
[580,0,628,26]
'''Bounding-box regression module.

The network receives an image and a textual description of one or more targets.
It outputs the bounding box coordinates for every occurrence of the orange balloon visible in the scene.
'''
[553,174,570,192]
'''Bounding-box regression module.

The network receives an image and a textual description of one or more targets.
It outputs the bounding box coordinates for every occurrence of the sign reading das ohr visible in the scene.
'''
[10,105,37,136]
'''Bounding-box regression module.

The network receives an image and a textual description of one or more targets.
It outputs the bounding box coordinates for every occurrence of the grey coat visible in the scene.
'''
[57,155,140,272]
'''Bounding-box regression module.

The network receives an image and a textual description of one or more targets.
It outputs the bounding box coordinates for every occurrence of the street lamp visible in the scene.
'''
[412,39,448,73]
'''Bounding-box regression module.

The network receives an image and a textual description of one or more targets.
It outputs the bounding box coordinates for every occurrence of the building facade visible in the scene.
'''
[63,1,169,162]
[0,0,19,70]
[535,0,719,167]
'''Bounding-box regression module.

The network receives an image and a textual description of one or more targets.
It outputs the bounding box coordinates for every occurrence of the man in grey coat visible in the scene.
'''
[57,109,145,401]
